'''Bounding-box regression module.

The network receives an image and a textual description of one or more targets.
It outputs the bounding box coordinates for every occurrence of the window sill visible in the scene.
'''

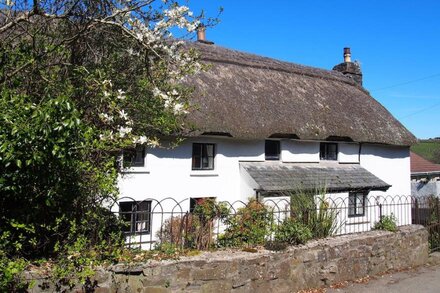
[346,220,370,226]
[121,168,151,174]
[190,171,219,177]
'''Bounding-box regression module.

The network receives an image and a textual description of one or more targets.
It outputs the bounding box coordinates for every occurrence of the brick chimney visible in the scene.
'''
[196,24,214,45]
[332,47,362,86]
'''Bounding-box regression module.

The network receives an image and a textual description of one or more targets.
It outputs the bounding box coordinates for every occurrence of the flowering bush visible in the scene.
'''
[0,0,219,290]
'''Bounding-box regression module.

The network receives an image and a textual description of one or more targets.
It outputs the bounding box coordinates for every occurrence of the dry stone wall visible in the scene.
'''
[28,225,428,293]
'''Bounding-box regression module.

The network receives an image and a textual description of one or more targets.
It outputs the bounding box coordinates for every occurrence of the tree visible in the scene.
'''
[0,0,217,261]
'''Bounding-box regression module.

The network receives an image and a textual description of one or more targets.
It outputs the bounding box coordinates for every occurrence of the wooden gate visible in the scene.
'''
[412,196,440,252]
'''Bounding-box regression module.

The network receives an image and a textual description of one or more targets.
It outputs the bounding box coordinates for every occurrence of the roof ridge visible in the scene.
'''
[193,42,369,94]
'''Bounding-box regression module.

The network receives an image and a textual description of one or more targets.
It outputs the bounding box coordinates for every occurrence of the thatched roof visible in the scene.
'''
[184,42,416,146]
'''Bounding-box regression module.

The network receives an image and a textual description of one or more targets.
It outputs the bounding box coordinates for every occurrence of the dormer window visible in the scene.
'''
[320,143,338,161]
[265,140,280,160]
[123,145,146,167]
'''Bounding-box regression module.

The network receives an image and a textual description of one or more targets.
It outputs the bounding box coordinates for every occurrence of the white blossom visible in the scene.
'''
[117,89,126,100]
[102,80,113,87]
[118,109,129,120]
[99,113,114,122]
[173,103,187,114]
[147,138,160,148]
[118,126,132,138]
[133,135,148,144]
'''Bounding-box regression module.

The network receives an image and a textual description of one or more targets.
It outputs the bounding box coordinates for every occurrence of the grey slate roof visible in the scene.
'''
[240,161,391,193]
[183,42,416,146]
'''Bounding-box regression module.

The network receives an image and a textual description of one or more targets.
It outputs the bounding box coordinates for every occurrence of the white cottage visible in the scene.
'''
[117,38,416,244]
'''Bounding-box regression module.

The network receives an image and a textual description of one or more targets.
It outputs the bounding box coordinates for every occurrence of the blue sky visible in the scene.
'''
[186,0,440,139]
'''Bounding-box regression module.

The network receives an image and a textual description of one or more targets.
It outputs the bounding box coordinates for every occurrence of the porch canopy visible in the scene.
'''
[240,161,391,195]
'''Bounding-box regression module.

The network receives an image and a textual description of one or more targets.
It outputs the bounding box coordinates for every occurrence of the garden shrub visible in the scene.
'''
[274,218,312,245]
[157,199,229,250]
[217,199,273,247]
[373,214,398,232]
[0,252,30,293]
[157,215,196,248]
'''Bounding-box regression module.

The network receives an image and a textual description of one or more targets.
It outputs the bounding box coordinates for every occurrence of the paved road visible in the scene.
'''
[326,264,440,293]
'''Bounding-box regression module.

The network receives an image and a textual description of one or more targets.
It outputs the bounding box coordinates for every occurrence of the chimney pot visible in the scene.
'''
[197,24,206,42]
[196,24,214,44]
[333,47,362,86]
[343,47,351,63]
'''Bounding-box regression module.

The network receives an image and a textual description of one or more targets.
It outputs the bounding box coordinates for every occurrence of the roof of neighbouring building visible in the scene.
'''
[184,42,416,146]
[240,161,391,193]
[410,152,440,174]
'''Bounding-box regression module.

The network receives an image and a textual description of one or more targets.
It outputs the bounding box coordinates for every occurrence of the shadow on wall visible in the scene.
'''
[150,139,264,159]
[361,144,409,160]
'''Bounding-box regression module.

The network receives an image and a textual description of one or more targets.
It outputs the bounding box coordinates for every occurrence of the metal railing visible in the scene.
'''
[105,194,438,250]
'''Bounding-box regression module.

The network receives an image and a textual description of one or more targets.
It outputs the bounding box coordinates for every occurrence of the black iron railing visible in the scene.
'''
[104,195,440,251]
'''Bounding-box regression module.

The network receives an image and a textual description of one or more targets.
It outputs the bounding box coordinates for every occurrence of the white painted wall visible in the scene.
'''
[119,140,410,203]
[282,140,319,163]
[118,137,264,204]
[360,144,411,195]
[338,143,360,163]
[116,138,412,244]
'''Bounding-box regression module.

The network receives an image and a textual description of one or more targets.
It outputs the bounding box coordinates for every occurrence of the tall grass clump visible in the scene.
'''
[288,187,340,239]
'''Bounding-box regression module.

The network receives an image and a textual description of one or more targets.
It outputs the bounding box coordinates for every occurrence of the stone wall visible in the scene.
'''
[28,225,428,293]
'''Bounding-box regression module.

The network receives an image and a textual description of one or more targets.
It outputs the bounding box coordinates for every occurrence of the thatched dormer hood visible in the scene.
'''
[184,42,416,146]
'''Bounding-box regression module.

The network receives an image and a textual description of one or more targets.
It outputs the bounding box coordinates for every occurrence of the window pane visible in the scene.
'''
[119,201,134,232]
[348,193,366,217]
[320,143,326,160]
[348,195,355,216]
[192,144,202,169]
[327,144,337,160]
[123,146,145,167]
[133,147,145,167]
[202,155,209,168]
[192,143,202,157]
[320,143,338,160]
[206,144,214,157]
[136,201,151,233]
[207,155,214,169]
[123,150,135,167]
[356,194,364,215]
[265,140,280,160]
[193,155,201,169]
[192,143,215,170]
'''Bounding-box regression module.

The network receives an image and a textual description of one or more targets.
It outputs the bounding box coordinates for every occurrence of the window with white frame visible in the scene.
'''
[123,145,145,168]
[348,192,366,217]
[119,201,152,234]
[192,143,215,170]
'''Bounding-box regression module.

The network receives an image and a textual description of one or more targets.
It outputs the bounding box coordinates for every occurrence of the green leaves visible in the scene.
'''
[0,0,206,289]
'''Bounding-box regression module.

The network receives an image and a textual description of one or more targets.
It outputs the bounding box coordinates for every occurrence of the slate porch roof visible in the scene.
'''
[240,161,391,193]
